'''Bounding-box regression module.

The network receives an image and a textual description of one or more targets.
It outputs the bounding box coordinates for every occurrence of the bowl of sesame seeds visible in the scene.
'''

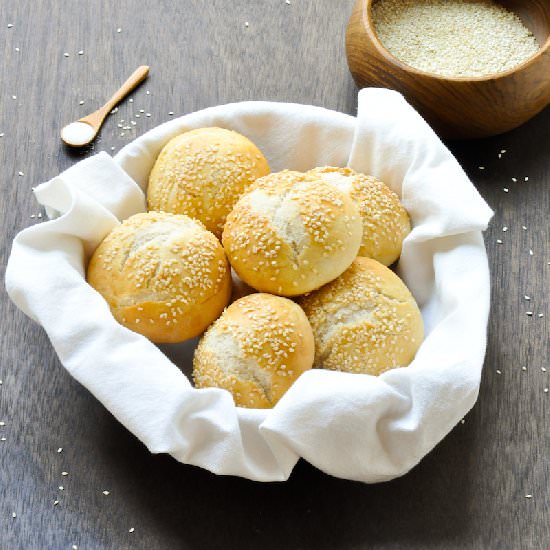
[346,0,550,139]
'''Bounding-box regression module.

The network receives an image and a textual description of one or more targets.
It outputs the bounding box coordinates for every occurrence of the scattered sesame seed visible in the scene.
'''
[525,494,533,499]
[117,27,122,33]
[512,177,517,182]
[526,311,533,316]
[63,52,69,57]
[110,147,115,151]
[524,177,529,181]
[73,546,78,550]
[18,171,24,176]
[524,295,530,300]
[168,111,174,115]
[1,437,6,442]
[12,512,16,518]
[244,21,249,27]
[529,249,534,256]
[146,90,151,95]
[522,225,527,230]
[538,313,544,318]
[79,100,84,105]
[78,50,84,55]
[478,166,485,170]
[0,421,5,426]
[0,133,4,137]
[522,366,527,371]
[129,527,135,533]
[53,500,59,506]
[503,187,509,192]
[502,226,508,232]
[496,239,502,244]
[146,113,151,117]
[12,95,17,100]
[57,447,63,453]
[111,107,119,114]
[61,471,68,476]
[102,490,110,495]
[15,47,19,52]
[500,149,506,154]
[286,0,291,4]
[498,154,502,159]
[460,419,465,424]
[544,388,549,393]
[0,380,2,384]
[7,24,14,29]
[59,486,64,490]
[496,369,502,375]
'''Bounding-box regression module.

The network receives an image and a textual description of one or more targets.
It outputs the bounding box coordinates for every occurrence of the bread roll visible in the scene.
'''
[87,212,231,343]
[147,127,270,238]
[193,293,314,408]
[299,257,423,375]
[308,167,410,266]
[222,170,363,296]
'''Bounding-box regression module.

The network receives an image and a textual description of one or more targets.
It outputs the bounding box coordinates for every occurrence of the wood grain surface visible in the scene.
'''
[0,1,548,549]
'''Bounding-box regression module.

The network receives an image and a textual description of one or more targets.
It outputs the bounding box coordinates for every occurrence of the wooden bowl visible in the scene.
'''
[346,0,550,139]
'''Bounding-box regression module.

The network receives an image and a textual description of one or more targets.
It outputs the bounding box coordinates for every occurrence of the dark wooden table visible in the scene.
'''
[1,1,548,549]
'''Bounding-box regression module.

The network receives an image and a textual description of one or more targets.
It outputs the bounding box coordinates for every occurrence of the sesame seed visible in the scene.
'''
[73,546,78,550]
[512,177,517,182]
[12,512,16,518]
[542,368,547,373]
[12,95,17,100]
[538,313,544,318]
[496,369,501,375]
[500,149,506,154]
[525,494,533,499]
[544,388,549,393]
[524,296,530,300]
[1,437,6,442]
[496,239,502,244]
[129,527,135,533]
[529,249,534,256]
[139,109,145,113]
[244,21,249,27]
[479,166,485,170]
[0,133,3,137]
[524,177,529,181]
[57,447,63,453]
[18,171,24,176]
[168,111,174,115]
[522,366,527,371]
[7,24,14,28]
[522,225,527,230]
[15,47,19,52]
[526,311,533,316]
[53,500,59,506]
[502,226,508,232]
[102,490,110,495]
[117,27,122,33]
[79,100,84,105]
[64,52,69,57]
[503,188,509,192]
[78,50,84,55]
[59,486,64,490]
[61,471,68,476]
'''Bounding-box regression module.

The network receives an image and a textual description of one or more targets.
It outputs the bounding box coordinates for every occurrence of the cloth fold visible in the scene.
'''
[5,89,493,482]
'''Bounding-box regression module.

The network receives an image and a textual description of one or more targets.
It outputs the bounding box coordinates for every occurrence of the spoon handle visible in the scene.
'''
[80,65,149,127]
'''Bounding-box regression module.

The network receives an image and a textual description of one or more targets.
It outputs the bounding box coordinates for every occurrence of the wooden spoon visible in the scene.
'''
[61,65,150,147]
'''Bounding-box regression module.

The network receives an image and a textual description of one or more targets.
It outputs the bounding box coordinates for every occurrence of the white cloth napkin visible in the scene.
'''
[5,89,493,482]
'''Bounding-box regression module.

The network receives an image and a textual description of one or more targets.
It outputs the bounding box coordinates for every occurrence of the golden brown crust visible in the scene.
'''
[299,257,423,375]
[222,170,363,296]
[87,211,231,343]
[147,127,270,238]
[193,293,314,408]
[308,167,411,265]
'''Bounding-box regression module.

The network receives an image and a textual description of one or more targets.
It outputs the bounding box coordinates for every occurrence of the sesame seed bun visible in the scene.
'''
[222,170,363,297]
[87,212,231,343]
[193,293,314,409]
[299,257,423,375]
[308,167,411,266]
[147,127,270,238]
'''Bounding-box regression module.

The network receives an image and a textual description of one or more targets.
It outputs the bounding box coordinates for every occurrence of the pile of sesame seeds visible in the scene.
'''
[372,0,540,77]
